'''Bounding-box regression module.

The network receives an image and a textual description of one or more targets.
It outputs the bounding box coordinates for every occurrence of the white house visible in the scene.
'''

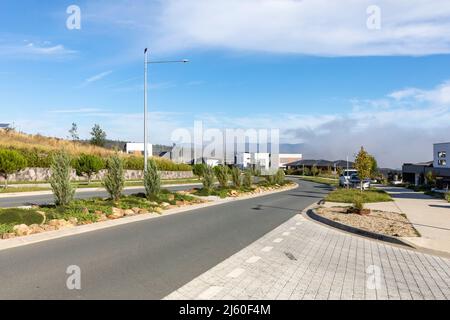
[125,143,153,156]
[434,142,449,168]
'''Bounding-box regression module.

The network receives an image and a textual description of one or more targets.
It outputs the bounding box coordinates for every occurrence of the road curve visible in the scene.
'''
[0,179,331,299]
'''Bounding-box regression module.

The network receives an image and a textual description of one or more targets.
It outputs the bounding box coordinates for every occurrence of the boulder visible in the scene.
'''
[131,207,141,214]
[42,225,57,231]
[68,217,78,225]
[13,224,32,236]
[160,202,170,208]
[97,214,108,222]
[138,209,149,214]
[154,207,164,214]
[94,210,103,215]
[29,224,45,234]
[1,233,16,239]
[124,209,135,216]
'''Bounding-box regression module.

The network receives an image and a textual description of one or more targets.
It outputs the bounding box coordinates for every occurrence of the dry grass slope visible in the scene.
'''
[0,130,115,157]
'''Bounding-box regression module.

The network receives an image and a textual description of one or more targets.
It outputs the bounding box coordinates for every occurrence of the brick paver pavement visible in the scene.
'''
[165,212,450,300]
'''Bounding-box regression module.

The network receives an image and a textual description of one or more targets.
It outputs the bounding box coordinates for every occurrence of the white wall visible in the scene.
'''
[126,143,153,156]
[434,143,450,169]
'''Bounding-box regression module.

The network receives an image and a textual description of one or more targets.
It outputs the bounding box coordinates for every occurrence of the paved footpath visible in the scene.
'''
[380,186,450,255]
[165,213,450,300]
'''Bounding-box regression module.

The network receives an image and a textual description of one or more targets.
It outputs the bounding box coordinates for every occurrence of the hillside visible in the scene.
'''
[0,129,116,157]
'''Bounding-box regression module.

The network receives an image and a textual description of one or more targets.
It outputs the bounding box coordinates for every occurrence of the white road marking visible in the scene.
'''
[261,246,273,252]
[246,256,262,264]
[273,238,283,243]
[226,268,245,278]
[282,232,290,236]
[197,286,223,299]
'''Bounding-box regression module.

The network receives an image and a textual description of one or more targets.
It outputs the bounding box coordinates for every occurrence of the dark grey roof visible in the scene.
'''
[0,123,10,128]
[285,159,354,168]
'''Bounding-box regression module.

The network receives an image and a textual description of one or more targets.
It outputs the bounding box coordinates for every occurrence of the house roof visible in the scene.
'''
[285,159,354,168]
[0,123,10,128]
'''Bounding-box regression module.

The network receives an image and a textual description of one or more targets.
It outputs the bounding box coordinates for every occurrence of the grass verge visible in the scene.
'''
[325,188,392,203]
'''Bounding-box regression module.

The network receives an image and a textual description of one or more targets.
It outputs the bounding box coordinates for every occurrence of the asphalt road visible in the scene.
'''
[0,179,331,299]
[0,184,202,208]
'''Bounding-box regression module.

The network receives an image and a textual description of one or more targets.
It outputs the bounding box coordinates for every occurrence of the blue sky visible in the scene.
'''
[1,0,450,167]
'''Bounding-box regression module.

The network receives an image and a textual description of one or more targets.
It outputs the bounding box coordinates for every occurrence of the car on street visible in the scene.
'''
[339,169,358,187]
[349,173,371,190]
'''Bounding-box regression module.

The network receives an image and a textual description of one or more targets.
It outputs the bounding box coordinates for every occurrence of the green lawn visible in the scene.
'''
[0,208,45,233]
[0,186,49,193]
[296,176,338,187]
[325,188,392,203]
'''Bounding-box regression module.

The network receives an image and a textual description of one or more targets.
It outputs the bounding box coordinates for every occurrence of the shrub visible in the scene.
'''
[74,154,104,184]
[446,192,450,203]
[202,166,215,193]
[352,196,364,213]
[243,170,253,189]
[144,159,161,199]
[274,169,286,185]
[0,208,45,225]
[231,167,242,188]
[214,166,229,188]
[123,156,192,172]
[103,155,125,202]
[0,149,27,187]
[193,163,207,177]
[264,175,275,185]
[49,152,75,206]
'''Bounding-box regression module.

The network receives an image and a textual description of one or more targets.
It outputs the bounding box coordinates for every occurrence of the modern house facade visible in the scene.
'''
[285,159,355,172]
[403,142,450,188]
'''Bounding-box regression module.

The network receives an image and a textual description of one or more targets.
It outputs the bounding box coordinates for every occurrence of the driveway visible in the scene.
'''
[380,187,450,255]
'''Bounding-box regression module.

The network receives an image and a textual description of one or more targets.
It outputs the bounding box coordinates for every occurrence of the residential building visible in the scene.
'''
[124,143,153,156]
[279,154,303,168]
[403,142,450,188]
[285,159,355,172]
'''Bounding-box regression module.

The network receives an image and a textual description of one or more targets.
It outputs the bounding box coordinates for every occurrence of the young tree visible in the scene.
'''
[144,158,161,200]
[231,167,242,188]
[69,122,79,142]
[274,169,286,185]
[368,155,378,179]
[74,154,104,184]
[193,163,207,177]
[243,170,253,189]
[103,155,125,201]
[214,166,229,188]
[355,147,372,192]
[202,165,215,193]
[0,149,27,188]
[425,171,436,188]
[49,152,75,206]
[90,124,107,147]
[311,165,319,177]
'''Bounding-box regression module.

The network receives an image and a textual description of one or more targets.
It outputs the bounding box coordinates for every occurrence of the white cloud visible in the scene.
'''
[0,42,76,58]
[151,0,450,56]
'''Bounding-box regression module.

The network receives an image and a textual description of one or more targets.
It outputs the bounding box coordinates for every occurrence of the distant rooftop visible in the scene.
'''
[0,123,10,128]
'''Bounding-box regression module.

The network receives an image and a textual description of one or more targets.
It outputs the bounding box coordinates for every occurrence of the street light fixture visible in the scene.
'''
[143,48,189,172]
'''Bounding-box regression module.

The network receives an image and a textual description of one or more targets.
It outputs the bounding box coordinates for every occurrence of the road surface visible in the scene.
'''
[0,179,331,299]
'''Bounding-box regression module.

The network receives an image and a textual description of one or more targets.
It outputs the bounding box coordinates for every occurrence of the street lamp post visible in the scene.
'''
[143,48,189,172]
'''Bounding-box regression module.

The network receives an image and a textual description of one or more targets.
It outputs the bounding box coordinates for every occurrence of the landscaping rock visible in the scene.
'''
[2,233,16,239]
[131,207,141,214]
[124,209,135,216]
[138,209,149,214]
[160,202,170,208]
[42,225,57,232]
[94,210,103,215]
[68,217,78,225]
[82,208,89,214]
[97,214,108,222]
[13,224,32,236]
[167,194,175,201]
[29,224,45,234]
[111,207,124,217]
[154,207,164,214]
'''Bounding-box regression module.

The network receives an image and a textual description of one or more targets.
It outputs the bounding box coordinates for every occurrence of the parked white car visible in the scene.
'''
[339,169,358,187]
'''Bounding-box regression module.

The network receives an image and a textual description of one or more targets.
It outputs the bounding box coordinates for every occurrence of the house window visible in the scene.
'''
[438,159,447,166]
[438,151,447,158]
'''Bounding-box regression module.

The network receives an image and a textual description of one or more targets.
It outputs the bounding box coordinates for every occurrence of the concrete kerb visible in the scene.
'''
[303,201,450,259]
[0,183,298,252]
